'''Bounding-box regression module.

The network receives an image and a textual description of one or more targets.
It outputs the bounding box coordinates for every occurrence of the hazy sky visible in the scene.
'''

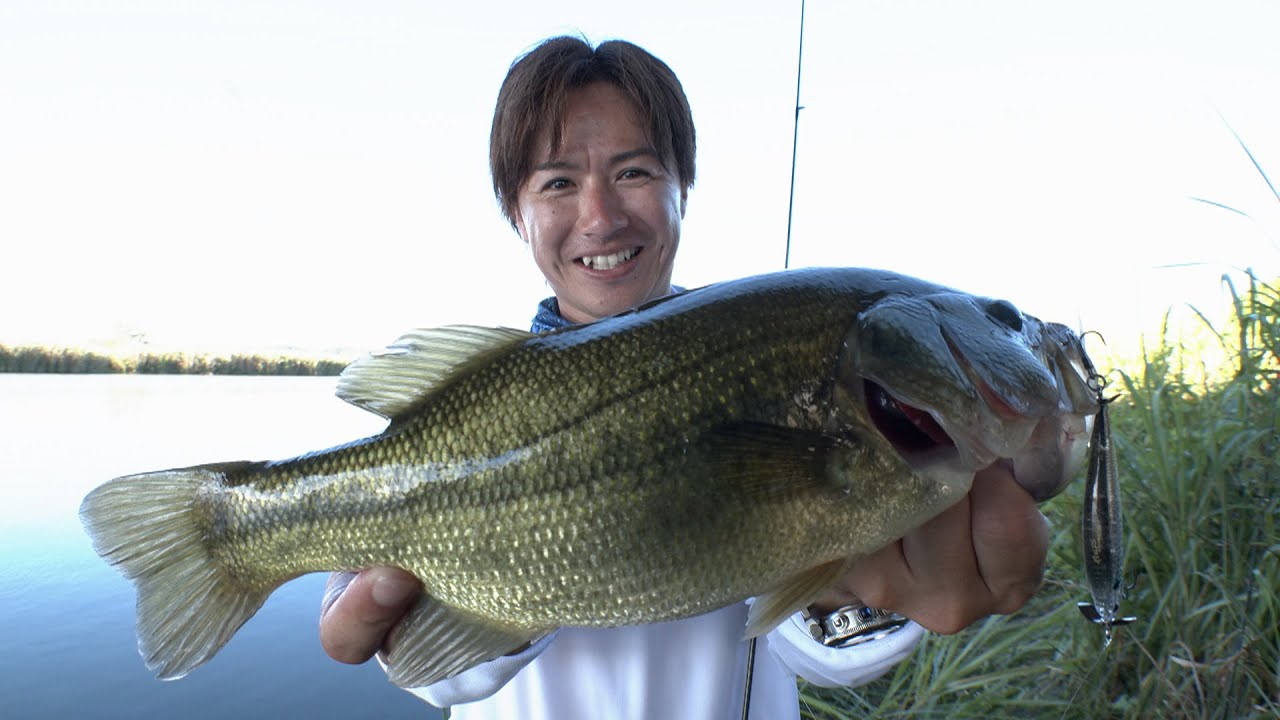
[3,0,1277,362]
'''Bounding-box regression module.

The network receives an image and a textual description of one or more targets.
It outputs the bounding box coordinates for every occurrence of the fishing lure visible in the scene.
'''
[1076,371,1137,645]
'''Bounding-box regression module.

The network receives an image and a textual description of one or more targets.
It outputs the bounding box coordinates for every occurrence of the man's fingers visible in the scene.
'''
[969,466,1050,613]
[319,567,422,664]
[894,495,988,634]
[829,465,1051,636]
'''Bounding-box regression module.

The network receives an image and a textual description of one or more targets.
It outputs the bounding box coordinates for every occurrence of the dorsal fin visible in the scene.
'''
[337,326,533,421]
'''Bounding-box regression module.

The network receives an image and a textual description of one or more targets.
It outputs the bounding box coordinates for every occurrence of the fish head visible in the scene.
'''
[841,292,1101,502]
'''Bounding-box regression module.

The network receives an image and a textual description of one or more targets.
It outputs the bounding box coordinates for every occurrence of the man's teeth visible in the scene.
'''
[580,247,638,270]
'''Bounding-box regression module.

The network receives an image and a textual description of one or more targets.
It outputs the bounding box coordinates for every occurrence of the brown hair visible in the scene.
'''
[489,36,696,229]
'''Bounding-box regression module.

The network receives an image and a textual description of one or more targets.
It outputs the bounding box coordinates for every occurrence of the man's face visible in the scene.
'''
[515,82,686,324]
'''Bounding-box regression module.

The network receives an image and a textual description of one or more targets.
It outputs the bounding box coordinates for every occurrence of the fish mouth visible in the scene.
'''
[864,380,956,457]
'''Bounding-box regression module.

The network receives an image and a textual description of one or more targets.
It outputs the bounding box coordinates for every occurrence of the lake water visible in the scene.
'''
[0,374,441,719]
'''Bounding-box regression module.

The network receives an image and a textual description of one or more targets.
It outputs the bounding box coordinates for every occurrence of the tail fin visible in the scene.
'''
[79,466,272,680]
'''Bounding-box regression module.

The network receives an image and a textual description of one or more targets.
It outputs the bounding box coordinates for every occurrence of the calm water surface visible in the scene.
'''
[0,374,440,719]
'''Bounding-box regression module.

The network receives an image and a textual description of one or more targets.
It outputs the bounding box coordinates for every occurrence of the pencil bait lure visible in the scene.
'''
[1076,371,1137,646]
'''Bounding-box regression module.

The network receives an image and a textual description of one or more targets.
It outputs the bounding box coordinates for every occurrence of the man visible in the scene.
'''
[320,36,1048,718]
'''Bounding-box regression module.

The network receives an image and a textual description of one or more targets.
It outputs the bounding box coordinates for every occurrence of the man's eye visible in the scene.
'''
[619,168,651,181]
[543,178,572,191]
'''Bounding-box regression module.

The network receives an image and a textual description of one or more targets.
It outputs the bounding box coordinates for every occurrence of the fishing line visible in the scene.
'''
[744,5,806,718]
[740,635,757,720]
[782,0,806,271]
[747,5,803,712]
[1058,635,1111,720]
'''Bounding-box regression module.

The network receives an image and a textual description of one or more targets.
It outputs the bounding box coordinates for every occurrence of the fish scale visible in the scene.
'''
[80,266,1112,687]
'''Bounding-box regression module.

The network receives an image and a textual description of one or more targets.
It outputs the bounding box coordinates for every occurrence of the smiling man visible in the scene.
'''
[319,36,1049,719]
[514,82,684,325]
[491,45,692,327]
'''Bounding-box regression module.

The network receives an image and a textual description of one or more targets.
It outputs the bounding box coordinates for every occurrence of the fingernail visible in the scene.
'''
[371,573,419,608]
[320,571,359,616]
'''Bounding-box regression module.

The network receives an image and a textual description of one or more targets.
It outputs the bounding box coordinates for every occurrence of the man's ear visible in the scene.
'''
[515,211,530,243]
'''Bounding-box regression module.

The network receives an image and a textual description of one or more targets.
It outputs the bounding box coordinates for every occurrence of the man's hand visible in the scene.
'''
[319,567,422,664]
[814,463,1050,634]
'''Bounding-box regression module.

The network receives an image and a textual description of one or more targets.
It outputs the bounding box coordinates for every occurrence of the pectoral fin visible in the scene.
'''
[385,594,548,688]
[703,422,845,498]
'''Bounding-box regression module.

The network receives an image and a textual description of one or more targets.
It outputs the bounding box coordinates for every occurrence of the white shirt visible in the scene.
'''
[403,603,923,719]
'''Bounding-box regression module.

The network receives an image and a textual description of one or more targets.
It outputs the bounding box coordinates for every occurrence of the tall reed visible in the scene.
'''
[801,272,1279,719]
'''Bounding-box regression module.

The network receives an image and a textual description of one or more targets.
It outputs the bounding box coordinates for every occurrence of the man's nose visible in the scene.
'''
[577,181,627,239]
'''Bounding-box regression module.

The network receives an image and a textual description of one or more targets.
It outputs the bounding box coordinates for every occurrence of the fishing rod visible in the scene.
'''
[782,0,806,270]
[744,5,806,719]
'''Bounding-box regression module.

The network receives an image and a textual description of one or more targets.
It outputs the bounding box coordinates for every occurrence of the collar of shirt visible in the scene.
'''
[530,287,687,334]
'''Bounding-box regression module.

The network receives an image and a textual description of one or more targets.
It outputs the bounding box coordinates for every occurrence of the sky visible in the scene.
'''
[2,0,1277,365]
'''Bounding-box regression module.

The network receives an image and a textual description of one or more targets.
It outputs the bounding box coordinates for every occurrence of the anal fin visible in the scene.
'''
[385,594,547,688]
[746,559,850,638]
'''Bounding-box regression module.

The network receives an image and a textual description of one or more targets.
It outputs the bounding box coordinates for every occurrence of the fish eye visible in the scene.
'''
[986,300,1023,331]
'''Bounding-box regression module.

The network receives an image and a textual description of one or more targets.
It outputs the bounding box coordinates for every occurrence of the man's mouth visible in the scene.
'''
[579,247,640,270]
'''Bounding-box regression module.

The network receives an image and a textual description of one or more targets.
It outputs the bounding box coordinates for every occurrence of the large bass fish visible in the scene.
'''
[81,267,1112,688]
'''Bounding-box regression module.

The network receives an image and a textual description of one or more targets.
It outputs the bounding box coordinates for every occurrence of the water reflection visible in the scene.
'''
[0,374,436,719]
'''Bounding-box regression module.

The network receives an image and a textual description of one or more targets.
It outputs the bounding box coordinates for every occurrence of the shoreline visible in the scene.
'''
[0,343,350,376]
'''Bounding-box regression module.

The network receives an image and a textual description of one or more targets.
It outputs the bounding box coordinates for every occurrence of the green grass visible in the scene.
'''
[800,271,1279,719]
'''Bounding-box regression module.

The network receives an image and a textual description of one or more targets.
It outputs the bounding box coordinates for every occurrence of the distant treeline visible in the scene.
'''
[0,344,347,376]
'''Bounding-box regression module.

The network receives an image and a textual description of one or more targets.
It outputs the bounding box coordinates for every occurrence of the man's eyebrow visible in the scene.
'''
[530,148,661,173]
[609,148,661,166]
[531,159,575,173]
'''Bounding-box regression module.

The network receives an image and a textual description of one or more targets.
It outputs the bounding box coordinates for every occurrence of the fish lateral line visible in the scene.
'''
[75,266,1119,684]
